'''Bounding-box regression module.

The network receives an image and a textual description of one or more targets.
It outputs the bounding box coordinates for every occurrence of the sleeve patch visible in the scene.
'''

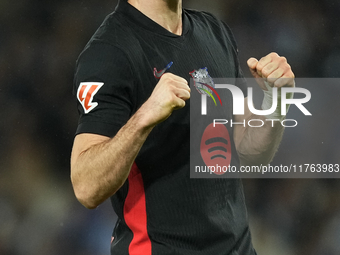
[77,82,104,114]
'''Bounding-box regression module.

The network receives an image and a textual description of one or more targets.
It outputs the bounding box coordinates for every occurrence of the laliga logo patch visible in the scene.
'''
[77,82,104,114]
[189,67,222,106]
[200,123,231,175]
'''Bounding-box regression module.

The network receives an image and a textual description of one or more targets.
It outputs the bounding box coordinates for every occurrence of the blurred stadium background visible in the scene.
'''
[1,0,340,254]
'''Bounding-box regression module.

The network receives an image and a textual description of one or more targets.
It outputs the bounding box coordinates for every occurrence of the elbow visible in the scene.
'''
[238,150,274,167]
[239,157,272,167]
[70,165,124,209]
[71,177,101,209]
[82,202,98,210]
[77,194,99,210]
[73,185,100,209]
[71,176,121,210]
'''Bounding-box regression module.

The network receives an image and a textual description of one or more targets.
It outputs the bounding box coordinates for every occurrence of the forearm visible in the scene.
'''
[236,52,295,166]
[236,114,284,166]
[71,110,153,209]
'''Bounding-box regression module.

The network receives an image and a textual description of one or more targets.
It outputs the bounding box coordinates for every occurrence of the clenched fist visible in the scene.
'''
[247,52,295,90]
[139,73,190,127]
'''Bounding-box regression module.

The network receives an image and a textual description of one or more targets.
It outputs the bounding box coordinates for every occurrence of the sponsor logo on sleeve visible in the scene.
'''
[77,82,104,114]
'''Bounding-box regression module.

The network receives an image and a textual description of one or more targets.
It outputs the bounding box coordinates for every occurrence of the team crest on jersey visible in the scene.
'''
[189,67,222,106]
[77,82,104,114]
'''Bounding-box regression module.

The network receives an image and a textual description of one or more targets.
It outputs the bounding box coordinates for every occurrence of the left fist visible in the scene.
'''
[247,52,295,90]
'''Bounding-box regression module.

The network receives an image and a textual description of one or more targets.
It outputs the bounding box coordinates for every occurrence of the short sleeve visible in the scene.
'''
[73,42,135,137]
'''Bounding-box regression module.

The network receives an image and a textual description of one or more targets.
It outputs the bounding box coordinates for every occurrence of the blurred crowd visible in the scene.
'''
[0,0,339,254]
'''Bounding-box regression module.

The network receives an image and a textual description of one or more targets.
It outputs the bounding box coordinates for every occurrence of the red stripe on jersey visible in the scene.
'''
[124,162,152,255]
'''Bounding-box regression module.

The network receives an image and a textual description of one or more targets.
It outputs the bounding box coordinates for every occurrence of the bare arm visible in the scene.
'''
[71,114,153,209]
[234,52,295,166]
[71,73,190,209]
[233,99,284,166]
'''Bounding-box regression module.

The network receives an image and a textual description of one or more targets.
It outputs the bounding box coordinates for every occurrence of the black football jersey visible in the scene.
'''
[74,0,256,254]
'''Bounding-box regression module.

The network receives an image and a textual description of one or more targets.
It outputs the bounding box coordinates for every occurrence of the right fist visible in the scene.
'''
[140,73,190,127]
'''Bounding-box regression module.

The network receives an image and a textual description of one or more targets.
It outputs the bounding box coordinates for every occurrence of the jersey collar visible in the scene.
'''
[115,0,190,38]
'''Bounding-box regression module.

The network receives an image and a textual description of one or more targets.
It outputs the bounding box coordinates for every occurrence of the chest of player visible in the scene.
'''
[121,27,238,173]
[126,31,238,115]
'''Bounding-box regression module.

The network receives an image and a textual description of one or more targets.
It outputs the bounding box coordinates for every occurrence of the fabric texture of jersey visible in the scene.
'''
[74,0,256,254]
